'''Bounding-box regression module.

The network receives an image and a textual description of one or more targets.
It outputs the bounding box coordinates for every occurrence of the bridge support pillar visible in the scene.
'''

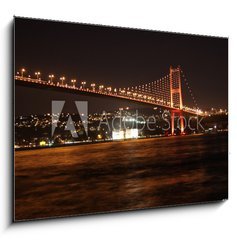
[171,111,175,135]
[171,110,185,135]
[180,115,184,134]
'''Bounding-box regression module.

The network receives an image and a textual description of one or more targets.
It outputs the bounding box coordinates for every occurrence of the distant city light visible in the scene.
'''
[39,140,46,146]
[97,134,102,139]
[125,129,138,139]
[112,129,138,140]
[112,130,124,140]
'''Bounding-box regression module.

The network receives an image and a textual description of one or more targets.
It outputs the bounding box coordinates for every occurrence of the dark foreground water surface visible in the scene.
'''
[15,133,228,221]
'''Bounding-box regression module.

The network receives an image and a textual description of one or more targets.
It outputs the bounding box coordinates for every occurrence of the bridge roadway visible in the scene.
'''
[15,76,202,116]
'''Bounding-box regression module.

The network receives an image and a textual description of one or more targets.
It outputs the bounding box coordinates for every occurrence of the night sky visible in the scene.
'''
[15,17,228,116]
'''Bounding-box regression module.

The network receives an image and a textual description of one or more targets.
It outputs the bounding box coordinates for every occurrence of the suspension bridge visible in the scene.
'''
[15,66,203,135]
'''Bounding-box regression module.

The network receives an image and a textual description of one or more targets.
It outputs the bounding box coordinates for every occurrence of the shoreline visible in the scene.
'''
[14,131,227,152]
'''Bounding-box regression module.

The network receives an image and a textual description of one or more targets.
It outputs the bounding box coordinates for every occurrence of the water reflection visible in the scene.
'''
[15,133,228,221]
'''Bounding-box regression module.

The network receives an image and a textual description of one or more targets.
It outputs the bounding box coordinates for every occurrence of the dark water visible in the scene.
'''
[15,133,228,221]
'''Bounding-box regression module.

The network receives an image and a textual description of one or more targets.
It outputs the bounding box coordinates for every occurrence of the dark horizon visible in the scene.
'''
[15,17,228,115]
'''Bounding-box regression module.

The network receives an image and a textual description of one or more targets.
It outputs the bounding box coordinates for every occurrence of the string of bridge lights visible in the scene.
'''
[16,68,113,91]
[16,67,199,111]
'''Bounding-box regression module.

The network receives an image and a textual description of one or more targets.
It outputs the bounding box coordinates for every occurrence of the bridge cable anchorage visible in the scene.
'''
[180,68,199,110]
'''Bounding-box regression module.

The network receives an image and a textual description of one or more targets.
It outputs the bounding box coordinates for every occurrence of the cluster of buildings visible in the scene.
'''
[15,107,228,149]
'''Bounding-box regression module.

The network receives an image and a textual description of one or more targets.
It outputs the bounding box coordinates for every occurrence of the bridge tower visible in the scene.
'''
[169,66,184,135]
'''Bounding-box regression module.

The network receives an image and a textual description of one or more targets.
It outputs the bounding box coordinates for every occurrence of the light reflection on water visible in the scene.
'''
[15,133,228,221]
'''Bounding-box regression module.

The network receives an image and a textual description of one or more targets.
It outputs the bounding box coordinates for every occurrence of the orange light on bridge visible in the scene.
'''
[60,76,66,85]
[99,85,104,92]
[35,71,41,80]
[71,79,76,88]
[21,68,26,77]
[91,83,96,91]
[49,74,54,83]
[81,81,86,89]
